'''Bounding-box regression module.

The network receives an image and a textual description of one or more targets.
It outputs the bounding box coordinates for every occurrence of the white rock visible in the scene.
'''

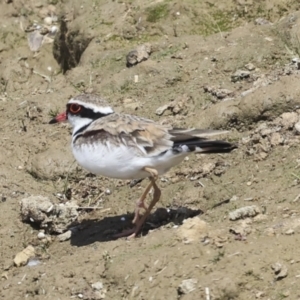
[92,281,103,290]
[229,206,260,221]
[178,278,197,294]
[280,112,298,129]
[156,104,169,116]
[57,230,73,242]
[44,17,53,25]
[37,232,46,239]
[294,121,300,133]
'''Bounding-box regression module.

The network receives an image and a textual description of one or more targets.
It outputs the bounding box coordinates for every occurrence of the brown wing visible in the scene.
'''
[81,113,173,156]
[80,114,231,156]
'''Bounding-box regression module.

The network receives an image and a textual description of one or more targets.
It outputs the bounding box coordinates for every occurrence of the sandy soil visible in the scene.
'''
[2,0,300,299]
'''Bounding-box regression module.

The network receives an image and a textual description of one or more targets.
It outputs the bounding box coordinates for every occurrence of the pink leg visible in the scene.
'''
[114,168,161,239]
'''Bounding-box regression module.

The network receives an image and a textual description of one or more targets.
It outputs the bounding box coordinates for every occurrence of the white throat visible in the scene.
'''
[68,114,93,138]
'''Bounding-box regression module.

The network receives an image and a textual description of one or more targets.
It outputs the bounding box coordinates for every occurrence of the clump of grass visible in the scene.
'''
[146,3,169,23]
[48,107,60,118]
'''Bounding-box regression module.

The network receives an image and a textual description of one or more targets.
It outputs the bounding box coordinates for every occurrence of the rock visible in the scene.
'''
[44,16,53,25]
[177,217,208,243]
[37,232,46,239]
[155,94,191,116]
[178,278,197,295]
[203,86,234,100]
[269,132,284,146]
[279,112,298,129]
[92,282,104,290]
[202,162,216,175]
[245,63,255,71]
[57,230,73,242]
[156,104,169,116]
[20,196,79,234]
[229,219,252,237]
[126,43,152,67]
[14,245,35,267]
[20,195,54,223]
[272,263,288,280]
[285,229,294,235]
[294,121,300,133]
[91,282,107,299]
[255,18,271,25]
[229,206,260,221]
[231,70,250,82]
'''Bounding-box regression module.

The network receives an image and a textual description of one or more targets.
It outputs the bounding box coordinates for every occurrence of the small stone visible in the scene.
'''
[245,63,255,71]
[285,229,294,235]
[231,70,250,82]
[229,206,260,221]
[44,17,53,25]
[37,232,46,239]
[294,121,300,133]
[255,291,265,298]
[255,18,271,25]
[178,278,197,295]
[1,272,8,280]
[177,217,208,243]
[280,112,298,129]
[272,263,288,280]
[269,132,283,146]
[156,104,169,116]
[126,43,152,67]
[57,230,72,242]
[78,294,83,299]
[14,245,35,267]
[92,281,103,290]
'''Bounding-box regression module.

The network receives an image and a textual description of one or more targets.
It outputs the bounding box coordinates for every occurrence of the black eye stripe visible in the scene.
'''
[67,104,111,120]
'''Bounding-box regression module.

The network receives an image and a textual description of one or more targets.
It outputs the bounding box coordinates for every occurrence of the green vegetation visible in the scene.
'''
[146,3,169,23]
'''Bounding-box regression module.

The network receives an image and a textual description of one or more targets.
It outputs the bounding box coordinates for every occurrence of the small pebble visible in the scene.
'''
[285,229,294,235]
[91,281,103,290]
[44,17,52,25]
[37,232,46,239]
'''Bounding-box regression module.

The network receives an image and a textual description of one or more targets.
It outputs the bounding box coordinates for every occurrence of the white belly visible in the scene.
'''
[72,142,187,180]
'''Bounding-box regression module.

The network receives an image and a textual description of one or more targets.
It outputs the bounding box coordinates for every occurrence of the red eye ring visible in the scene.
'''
[69,104,81,114]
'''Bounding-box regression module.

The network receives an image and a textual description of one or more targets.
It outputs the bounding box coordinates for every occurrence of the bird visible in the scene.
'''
[49,93,237,238]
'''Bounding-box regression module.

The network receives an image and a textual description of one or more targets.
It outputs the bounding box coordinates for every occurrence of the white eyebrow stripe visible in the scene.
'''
[69,99,114,114]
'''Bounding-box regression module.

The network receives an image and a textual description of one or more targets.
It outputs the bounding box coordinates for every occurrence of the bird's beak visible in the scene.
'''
[49,111,67,124]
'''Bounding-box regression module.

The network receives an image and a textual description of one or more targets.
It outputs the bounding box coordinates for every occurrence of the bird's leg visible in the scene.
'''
[132,181,152,224]
[129,178,161,237]
[114,167,161,239]
[127,167,161,238]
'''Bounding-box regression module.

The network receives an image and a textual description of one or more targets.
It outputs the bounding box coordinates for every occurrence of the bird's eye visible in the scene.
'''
[69,104,81,114]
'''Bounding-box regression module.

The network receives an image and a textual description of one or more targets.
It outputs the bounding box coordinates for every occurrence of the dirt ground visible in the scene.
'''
[2,0,300,299]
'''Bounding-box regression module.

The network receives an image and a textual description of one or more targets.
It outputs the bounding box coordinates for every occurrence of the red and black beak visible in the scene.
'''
[49,111,67,124]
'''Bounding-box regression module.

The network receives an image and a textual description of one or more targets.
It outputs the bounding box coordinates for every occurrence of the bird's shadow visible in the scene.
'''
[69,207,202,246]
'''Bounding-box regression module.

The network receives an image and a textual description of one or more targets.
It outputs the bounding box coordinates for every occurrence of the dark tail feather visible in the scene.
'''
[174,138,237,154]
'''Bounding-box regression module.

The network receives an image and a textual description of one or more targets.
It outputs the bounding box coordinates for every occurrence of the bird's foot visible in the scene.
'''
[113,226,140,239]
